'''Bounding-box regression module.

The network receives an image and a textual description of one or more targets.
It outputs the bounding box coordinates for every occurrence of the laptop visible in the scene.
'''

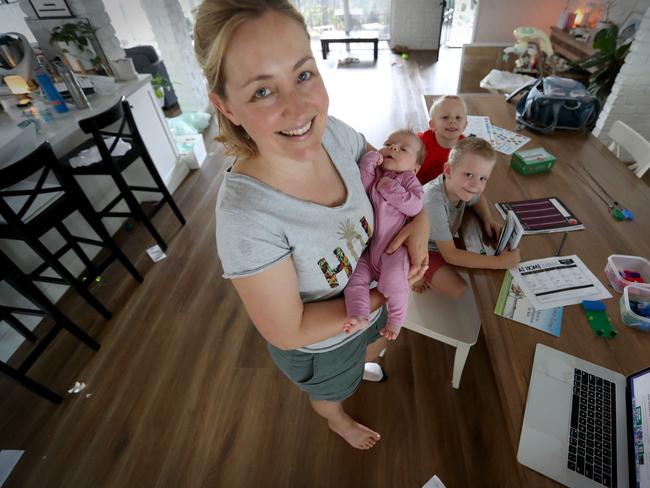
[518,343,650,488]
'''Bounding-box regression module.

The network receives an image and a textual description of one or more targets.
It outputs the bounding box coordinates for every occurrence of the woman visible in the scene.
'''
[194,0,429,450]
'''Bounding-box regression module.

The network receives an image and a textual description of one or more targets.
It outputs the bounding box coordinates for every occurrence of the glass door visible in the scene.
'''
[293,0,390,39]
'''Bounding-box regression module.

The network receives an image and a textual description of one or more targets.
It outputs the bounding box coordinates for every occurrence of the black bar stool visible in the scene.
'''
[0,249,100,403]
[0,142,144,320]
[59,97,186,251]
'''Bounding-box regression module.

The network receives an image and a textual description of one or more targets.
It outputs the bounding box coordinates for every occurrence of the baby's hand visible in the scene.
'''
[343,316,369,335]
[379,324,401,341]
[374,152,384,166]
[378,175,393,190]
[497,249,521,269]
[483,218,502,238]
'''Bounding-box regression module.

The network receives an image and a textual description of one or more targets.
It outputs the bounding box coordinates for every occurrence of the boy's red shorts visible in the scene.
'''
[423,250,448,284]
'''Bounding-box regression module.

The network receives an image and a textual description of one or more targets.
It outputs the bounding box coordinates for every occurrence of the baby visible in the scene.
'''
[413,138,520,298]
[417,95,468,185]
[344,129,425,340]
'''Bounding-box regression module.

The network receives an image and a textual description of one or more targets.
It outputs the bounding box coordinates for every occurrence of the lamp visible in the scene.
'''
[0,32,35,97]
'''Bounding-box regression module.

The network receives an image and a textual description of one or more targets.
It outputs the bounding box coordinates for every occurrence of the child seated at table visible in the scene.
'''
[412,138,521,298]
[417,95,468,185]
[344,129,425,341]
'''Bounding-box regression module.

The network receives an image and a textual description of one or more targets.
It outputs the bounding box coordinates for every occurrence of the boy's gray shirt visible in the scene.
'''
[423,173,479,252]
[216,116,381,353]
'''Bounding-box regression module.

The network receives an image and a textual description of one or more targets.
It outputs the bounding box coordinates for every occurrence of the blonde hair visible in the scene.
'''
[194,0,308,159]
[391,128,425,167]
[429,95,467,119]
[447,138,496,167]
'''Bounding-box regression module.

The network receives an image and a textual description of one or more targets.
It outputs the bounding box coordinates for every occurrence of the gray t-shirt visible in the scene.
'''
[216,116,380,353]
[423,173,479,252]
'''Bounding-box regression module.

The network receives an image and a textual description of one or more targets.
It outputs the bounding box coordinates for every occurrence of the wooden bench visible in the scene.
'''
[320,30,379,62]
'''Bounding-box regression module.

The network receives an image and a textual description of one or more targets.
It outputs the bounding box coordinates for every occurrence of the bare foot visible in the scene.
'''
[328,413,381,449]
[343,316,369,334]
[411,278,430,293]
[379,324,400,340]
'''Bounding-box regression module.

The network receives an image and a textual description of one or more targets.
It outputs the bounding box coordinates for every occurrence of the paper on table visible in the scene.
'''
[494,271,563,336]
[510,255,612,310]
[422,475,447,488]
[68,137,131,168]
[492,126,530,155]
[464,115,495,145]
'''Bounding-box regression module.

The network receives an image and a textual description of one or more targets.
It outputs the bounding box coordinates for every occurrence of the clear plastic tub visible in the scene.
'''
[619,284,650,331]
[604,254,650,293]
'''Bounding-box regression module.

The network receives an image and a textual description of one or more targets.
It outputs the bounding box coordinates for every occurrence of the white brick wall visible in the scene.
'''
[593,7,650,150]
[390,0,442,50]
[139,0,209,113]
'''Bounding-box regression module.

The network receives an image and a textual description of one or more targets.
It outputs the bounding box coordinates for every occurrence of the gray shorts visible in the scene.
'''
[267,307,387,402]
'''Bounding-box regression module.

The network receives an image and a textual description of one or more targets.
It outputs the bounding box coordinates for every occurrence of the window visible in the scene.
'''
[292,0,390,39]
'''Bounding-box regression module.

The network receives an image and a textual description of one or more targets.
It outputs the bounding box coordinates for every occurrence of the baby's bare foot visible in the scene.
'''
[380,324,400,341]
[343,316,369,334]
[328,413,381,450]
[411,279,429,293]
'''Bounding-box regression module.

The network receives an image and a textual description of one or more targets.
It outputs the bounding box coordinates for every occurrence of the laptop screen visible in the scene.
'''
[630,368,650,488]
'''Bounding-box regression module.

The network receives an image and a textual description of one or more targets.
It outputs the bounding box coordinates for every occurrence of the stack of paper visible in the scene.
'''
[464,116,531,155]
[464,115,495,145]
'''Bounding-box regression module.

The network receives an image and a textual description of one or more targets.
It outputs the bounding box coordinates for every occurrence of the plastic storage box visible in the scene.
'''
[619,284,650,331]
[510,147,556,175]
[604,254,650,293]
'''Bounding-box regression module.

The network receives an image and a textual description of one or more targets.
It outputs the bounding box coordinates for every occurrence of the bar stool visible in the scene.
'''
[59,97,186,251]
[0,249,100,403]
[0,142,143,320]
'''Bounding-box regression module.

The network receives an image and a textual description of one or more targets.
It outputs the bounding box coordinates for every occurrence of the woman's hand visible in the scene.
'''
[386,210,429,284]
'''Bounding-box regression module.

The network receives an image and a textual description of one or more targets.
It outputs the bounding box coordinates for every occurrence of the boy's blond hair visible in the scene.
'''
[447,138,496,167]
[391,128,425,167]
[429,95,467,119]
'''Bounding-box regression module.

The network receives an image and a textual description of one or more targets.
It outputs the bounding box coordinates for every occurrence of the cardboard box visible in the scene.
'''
[511,147,556,175]
[175,133,207,169]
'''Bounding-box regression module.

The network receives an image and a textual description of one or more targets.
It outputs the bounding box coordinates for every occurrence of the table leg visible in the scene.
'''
[451,343,471,389]
[321,40,328,59]
[373,41,378,62]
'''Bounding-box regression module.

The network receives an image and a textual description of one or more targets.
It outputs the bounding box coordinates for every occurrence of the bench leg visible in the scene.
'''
[451,343,471,389]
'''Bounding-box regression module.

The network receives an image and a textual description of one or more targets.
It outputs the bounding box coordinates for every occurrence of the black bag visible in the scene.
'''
[510,77,600,133]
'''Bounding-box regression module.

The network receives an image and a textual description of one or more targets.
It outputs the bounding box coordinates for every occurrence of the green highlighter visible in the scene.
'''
[581,300,618,338]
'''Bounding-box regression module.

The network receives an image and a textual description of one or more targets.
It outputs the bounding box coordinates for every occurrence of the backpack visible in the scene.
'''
[510,77,600,133]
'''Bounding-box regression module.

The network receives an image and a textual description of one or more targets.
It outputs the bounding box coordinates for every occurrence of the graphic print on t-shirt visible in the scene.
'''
[318,216,372,288]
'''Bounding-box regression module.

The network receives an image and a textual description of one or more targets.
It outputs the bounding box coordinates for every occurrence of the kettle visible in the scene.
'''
[0,32,34,80]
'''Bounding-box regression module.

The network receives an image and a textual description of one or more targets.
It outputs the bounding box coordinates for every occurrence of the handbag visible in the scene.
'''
[509,77,600,133]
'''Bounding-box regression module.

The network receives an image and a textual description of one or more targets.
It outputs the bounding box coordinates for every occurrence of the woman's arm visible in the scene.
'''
[231,258,386,350]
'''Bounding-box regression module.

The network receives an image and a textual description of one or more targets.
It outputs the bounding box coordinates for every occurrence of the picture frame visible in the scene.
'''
[28,0,74,19]
[619,11,644,45]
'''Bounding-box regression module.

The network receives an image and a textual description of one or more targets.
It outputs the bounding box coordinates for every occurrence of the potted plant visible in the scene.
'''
[49,20,103,73]
[577,21,631,102]
[151,74,170,107]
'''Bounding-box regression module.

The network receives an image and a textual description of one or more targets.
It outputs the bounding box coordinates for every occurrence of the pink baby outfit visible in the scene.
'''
[344,151,424,328]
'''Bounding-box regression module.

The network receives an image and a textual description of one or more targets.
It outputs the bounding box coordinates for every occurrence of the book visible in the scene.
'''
[494,271,563,336]
[495,210,524,255]
[464,115,496,145]
[495,197,584,235]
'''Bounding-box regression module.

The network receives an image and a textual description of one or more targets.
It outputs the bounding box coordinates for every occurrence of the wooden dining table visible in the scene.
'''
[423,94,650,486]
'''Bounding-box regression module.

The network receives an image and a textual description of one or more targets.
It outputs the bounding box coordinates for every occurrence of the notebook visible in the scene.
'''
[495,210,524,255]
[495,197,584,235]
[518,343,650,487]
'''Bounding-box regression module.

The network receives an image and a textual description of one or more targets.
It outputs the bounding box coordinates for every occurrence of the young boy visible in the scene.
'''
[417,95,468,185]
[344,129,425,341]
[412,138,520,298]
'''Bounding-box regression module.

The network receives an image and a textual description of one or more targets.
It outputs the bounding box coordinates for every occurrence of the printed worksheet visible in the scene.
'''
[510,255,612,310]
[492,126,531,155]
[464,115,495,145]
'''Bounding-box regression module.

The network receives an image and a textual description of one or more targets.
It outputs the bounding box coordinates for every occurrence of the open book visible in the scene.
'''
[495,210,524,256]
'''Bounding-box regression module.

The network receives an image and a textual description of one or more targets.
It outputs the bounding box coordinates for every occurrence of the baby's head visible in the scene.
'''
[379,129,425,173]
[429,96,468,145]
[443,138,496,202]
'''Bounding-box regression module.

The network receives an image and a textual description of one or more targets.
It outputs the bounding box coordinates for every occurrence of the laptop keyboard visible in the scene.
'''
[568,368,617,487]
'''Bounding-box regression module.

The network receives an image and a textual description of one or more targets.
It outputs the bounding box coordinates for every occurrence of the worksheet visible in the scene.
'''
[492,126,531,155]
[464,115,495,145]
[510,255,612,310]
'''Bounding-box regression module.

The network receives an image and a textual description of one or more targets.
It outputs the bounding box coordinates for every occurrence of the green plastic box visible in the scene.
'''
[511,147,556,175]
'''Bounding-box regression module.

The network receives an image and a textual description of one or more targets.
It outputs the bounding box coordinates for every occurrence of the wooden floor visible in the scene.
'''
[1,46,526,487]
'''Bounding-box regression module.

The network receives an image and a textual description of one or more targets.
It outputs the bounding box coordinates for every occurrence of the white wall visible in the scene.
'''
[473,0,567,43]
[103,0,158,51]
[390,0,442,50]
[473,0,650,43]
[0,3,36,43]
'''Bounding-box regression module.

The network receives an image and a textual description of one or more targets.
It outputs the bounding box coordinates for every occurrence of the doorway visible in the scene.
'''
[440,0,477,48]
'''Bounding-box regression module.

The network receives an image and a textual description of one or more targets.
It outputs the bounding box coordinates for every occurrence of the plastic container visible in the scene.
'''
[619,284,650,331]
[604,254,650,293]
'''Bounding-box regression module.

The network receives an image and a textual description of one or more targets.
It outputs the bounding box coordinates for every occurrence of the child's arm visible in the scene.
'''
[437,239,520,270]
[376,173,424,217]
[358,151,383,192]
[472,194,501,238]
